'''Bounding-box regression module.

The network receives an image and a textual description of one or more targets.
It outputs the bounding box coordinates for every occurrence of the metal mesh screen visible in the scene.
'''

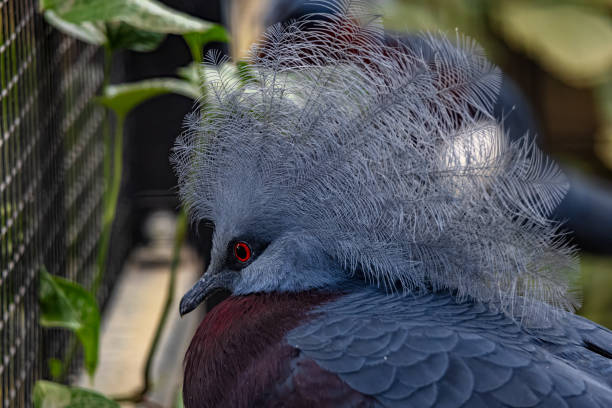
[1,1,129,406]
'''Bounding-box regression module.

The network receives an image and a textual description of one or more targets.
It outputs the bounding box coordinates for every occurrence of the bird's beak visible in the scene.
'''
[179,272,235,316]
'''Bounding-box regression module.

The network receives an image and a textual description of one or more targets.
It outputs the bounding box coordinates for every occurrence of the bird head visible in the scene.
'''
[175,1,578,323]
[179,210,344,315]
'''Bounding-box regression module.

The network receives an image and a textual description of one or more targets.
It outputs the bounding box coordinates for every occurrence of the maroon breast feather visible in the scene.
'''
[183,291,375,408]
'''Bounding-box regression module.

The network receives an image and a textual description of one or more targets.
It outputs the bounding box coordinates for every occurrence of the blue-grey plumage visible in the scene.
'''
[288,287,612,407]
[175,1,612,406]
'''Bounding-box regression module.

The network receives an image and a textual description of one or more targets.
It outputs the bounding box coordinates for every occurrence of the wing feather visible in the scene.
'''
[287,289,612,407]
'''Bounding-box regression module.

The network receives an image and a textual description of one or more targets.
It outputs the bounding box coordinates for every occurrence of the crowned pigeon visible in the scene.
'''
[174,2,612,406]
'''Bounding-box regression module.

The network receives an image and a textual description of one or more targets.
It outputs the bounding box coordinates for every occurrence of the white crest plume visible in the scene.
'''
[173,0,578,322]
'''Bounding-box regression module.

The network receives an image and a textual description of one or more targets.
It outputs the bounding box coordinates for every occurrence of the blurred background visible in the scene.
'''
[1,0,611,407]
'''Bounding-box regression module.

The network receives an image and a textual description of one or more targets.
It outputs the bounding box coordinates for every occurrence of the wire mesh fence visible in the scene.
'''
[1,1,130,406]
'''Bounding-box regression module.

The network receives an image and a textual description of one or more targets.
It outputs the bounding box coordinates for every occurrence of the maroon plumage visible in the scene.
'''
[183,292,373,407]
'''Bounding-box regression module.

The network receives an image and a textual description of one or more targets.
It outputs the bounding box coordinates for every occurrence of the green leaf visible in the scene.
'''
[183,25,230,63]
[33,381,70,408]
[105,22,166,52]
[39,267,100,378]
[97,78,201,117]
[177,62,201,85]
[33,381,119,408]
[40,0,217,35]
[492,2,612,87]
[43,10,105,45]
[47,358,64,381]
[43,10,166,53]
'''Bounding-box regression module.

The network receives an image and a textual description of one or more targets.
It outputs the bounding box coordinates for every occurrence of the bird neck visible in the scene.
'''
[183,291,334,408]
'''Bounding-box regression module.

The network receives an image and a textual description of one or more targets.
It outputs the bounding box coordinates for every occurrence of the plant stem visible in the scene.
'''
[95,45,114,296]
[93,114,125,295]
[142,209,188,394]
[102,46,113,210]
[113,210,188,402]
[57,339,77,383]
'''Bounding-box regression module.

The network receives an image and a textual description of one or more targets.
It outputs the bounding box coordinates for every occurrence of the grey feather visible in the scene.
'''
[172,0,578,323]
[287,288,612,407]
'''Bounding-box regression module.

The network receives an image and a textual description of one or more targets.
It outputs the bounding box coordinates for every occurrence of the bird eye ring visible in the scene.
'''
[233,241,252,263]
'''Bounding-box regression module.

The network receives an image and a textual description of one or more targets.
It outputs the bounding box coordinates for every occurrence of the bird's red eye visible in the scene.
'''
[234,242,251,263]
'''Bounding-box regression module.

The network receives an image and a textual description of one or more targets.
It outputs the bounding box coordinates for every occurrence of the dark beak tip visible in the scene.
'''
[179,293,195,317]
[180,274,231,317]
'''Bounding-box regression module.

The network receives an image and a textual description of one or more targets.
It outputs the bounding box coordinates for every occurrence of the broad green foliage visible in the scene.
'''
[39,267,100,378]
[33,381,119,408]
[183,26,231,63]
[40,0,228,54]
[39,0,214,34]
[98,79,201,118]
[43,11,105,45]
[43,9,162,52]
[177,62,201,85]
[104,22,165,52]
[44,11,165,52]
